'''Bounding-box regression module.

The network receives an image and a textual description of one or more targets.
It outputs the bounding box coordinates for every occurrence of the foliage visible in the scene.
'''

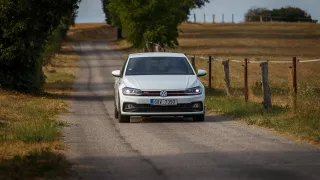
[245,7,271,22]
[101,0,110,24]
[245,6,316,22]
[270,7,313,22]
[0,0,80,91]
[103,0,209,48]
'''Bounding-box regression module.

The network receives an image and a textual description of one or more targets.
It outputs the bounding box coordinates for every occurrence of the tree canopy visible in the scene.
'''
[245,6,316,23]
[0,0,80,90]
[102,0,209,48]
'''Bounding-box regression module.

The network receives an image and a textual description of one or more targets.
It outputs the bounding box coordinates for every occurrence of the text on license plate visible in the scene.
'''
[150,99,178,106]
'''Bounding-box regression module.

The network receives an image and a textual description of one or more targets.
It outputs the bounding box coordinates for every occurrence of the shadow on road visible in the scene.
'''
[130,114,232,124]
[69,150,320,180]
[0,149,72,180]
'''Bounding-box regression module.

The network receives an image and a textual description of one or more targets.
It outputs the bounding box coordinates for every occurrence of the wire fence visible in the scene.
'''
[187,13,319,23]
[145,41,320,113]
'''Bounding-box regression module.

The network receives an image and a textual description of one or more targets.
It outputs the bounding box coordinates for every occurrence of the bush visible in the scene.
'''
[245,6,314,22]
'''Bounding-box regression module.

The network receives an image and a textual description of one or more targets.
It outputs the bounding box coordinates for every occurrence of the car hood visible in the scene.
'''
[123,75,199,90]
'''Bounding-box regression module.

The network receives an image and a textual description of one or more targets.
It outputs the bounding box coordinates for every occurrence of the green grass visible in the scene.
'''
[15,120,60,143]
[206,89,320,143]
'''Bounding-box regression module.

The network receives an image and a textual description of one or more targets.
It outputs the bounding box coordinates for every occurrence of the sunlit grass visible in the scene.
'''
[0,41,78,179]
[206,89,320,144]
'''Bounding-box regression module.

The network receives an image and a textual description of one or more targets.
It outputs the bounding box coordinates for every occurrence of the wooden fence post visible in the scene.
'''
[155,44,159,52]
[146,42,152,52]
[208,56,212,89]
[194,14,196,23]
[260,62,272,109]
[244,58,249,102]
[204,13,206,23]
[222,60,231,96]
[290,57,298,113]
[222,13,225,23]
[232,14,234,23]
[191,55,196,70]
[212,14,215,23]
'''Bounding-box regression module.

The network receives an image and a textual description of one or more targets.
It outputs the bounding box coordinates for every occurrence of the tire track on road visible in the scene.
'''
[78,41,167,180]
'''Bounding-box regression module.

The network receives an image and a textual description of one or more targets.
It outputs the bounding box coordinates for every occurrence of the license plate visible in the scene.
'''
[150,99,178,106]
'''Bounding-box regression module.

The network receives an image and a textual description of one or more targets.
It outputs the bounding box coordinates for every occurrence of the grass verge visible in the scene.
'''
[206,89,320,144]
[0,149,70,180]
[0,41,77,179]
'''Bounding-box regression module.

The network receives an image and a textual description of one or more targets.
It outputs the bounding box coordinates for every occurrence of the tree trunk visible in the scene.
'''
[117,28,123,40]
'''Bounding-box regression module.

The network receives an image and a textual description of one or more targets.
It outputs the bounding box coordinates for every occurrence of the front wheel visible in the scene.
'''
[114,99,119,119]
[119,114,130,123]
[193,114,205,122]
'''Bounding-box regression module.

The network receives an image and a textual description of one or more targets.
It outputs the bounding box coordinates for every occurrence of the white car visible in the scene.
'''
[111,52,207,123]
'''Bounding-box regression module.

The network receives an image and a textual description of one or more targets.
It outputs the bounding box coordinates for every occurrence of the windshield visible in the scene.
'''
[125,57,195,76]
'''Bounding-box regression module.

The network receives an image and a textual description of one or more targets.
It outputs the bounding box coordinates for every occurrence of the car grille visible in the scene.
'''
[141,91,188,96]
[123,103,203,113]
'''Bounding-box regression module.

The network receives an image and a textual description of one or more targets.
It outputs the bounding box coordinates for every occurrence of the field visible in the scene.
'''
[63,22,320,144]
[180,23,320,144]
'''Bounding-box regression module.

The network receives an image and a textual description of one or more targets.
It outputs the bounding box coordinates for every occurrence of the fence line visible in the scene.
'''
[188,13,318,23]
[298,59,320,63]
[146,42,319,111]
[185,54,320,64]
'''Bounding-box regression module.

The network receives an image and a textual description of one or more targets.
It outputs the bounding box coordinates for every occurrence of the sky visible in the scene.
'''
[76,0,320,23]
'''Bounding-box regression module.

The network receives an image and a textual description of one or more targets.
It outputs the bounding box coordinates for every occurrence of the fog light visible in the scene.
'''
[126,104,136,109]
[192,103,201,109]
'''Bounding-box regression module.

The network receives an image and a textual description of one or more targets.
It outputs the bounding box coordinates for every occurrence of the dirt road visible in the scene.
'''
[62,41,320,180]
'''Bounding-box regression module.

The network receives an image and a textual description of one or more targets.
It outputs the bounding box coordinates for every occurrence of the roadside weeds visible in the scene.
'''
[0,41,78,180]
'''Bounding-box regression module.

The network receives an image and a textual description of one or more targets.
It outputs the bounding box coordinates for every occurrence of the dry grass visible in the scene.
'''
[177,22,320,60]
[0,40,78,179]
[177,22,320,143]
[67,23,117,41]
[0,42,77,155]
[179,23,320,110]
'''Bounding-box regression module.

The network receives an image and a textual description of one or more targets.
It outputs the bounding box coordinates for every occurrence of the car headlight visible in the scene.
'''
[185,86,202,95]
[122,87,142,96]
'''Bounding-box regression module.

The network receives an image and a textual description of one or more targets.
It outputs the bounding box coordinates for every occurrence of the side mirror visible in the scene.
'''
[197,69,207,77]
[112,70,121,77]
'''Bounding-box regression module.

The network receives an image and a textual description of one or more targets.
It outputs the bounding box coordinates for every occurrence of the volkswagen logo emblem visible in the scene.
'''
[160,90,167,97]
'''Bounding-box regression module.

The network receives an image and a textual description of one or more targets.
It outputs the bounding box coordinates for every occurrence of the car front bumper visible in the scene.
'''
[120,94,205,116]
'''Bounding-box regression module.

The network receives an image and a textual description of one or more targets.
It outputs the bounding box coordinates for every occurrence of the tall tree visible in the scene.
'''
[270,7,313,22]
[101,0,111,24]
[245,8,271,22]
[106,0,209,48]
[101,0,123,39]
[0,0,80,90]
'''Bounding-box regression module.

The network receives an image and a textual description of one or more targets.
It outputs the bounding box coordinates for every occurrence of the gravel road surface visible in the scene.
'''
[61,41,320,180]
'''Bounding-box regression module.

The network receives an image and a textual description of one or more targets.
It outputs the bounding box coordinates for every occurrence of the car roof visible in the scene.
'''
[128,52,186,58]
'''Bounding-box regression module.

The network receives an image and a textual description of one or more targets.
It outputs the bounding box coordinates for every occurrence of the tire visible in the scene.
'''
[119,113,130,123]
[114,99,119,119]
[193,114,205,122]
[118,95,130,123]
